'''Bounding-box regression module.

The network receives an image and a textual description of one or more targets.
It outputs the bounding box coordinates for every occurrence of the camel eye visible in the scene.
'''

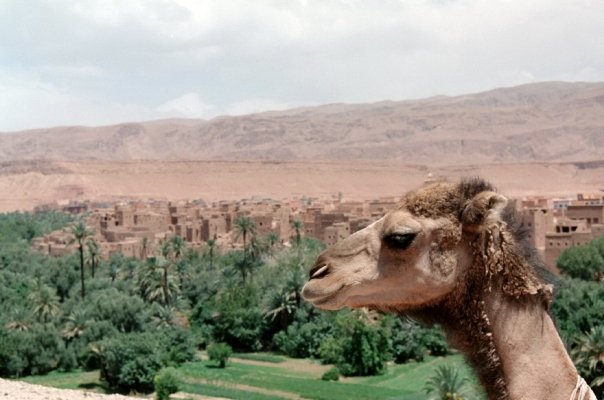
[383,233,417,250]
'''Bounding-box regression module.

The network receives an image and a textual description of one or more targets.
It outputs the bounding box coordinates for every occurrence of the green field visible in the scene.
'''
[22,353,484,400]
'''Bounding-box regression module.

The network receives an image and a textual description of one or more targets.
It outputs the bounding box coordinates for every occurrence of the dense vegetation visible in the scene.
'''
[557,237,604,281]
[554,236,604,397]
[0,211,602,398]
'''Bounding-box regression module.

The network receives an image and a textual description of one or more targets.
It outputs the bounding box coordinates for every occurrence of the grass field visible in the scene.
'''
[22,353,485,400]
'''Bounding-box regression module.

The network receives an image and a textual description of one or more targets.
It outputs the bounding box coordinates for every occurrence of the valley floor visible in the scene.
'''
[18,353,483,400]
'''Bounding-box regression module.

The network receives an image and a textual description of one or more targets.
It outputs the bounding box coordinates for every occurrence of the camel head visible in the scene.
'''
[302,179,518,311]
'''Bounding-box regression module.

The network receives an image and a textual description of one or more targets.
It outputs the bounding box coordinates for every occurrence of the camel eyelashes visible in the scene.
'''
[383,233,417,250]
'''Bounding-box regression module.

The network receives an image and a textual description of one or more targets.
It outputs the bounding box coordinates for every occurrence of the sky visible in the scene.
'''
[1,0,603,132]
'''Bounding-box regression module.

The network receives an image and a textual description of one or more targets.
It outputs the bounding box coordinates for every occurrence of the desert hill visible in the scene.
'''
[2,81,604,164]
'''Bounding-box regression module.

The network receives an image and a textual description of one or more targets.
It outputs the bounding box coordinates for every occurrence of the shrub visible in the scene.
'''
[390,319,426,363]
[15,323,65,376]
[274,319,333,358]
[321,366,340,381]
[557,239,604,281]
[59,346,78,372]
[421,327,449,357]
[318,311,390,376]
[154,367,180,400]
[207,342,232,368]
[317,336,342,365]
[211,285,266,351]
[551,278,604,346]
[99,332,163,392]
[89,289,150,333]
[159,327,197,366]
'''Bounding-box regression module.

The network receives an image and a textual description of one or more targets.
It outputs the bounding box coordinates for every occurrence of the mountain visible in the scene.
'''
[2,81,604,164]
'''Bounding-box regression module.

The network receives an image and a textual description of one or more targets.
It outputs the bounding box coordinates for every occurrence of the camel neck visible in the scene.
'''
[484,292,578,400]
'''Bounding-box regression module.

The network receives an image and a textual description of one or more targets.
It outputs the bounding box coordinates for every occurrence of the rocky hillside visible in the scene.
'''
[2,81,603,164]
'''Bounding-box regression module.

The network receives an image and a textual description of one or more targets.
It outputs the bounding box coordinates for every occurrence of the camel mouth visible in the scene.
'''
[301,281,347,310]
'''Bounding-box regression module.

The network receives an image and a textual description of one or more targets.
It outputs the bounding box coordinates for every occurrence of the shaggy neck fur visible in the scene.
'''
[403,217,579,400]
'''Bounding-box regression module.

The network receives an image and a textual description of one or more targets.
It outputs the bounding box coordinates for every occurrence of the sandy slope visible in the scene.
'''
[1,159,603,212]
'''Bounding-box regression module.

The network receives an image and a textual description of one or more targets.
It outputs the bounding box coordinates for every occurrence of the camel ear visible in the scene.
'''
[461,191,508,232]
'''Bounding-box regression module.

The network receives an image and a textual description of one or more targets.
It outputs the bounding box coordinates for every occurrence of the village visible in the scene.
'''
[32,177,604,274]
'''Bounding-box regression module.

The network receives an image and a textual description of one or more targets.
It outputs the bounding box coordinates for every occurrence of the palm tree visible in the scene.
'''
[125,258,137,280]
[292,219,303,247]
[5,308,31,332]
[249,235,266,262]
[140,236,150,260]
[266,231,279,257]
[159,240,172,259]
[139,256,178,306]
[234,216,256,261]
[86,238,101,278]
[151,304,176,330]
[28,283,60,323]
[62,307,92,340]
[206,238,217,269]
[170,235,186,260]
[107,261,119,283]
[69,221,93,299]
[424,365,471,400]
[572,325,604,392]
[265,289,297,326]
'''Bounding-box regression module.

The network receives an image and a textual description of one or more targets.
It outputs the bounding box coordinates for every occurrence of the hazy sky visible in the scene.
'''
[1,0,603,131]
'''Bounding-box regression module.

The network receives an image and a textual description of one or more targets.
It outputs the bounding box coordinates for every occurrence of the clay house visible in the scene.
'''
[566,203,604,227]
[368,197,397,217]
[520,196,550,209]
[300,207,323,239]
[314,212,348,239]
[336,201,367,217]
[62,201,88,215]
[544,219,592,272]
[206,214,229,240]
[250,213,274,237]
[32,229,75,257]
[518,207,554,252]
[323,222,351,246]
[552,198,573,216]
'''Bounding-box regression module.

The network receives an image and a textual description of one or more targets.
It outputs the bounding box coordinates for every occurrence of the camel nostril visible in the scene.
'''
[309,264,330,280]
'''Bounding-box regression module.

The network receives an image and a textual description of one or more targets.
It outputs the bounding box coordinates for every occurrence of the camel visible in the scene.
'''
[302,178,597,400]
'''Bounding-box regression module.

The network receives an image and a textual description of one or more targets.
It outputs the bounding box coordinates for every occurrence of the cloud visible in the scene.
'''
[0,69,156,131]
[156,92,217,119]
[1,0,604,130]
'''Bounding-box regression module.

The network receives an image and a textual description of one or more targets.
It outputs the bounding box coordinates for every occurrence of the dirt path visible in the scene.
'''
[0,378,141,400]
[231,356,331,376]
[172,392,228,400]
[180,376,301,400]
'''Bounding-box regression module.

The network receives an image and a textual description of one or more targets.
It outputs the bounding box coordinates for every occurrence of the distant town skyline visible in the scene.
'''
[1,0,604,131]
